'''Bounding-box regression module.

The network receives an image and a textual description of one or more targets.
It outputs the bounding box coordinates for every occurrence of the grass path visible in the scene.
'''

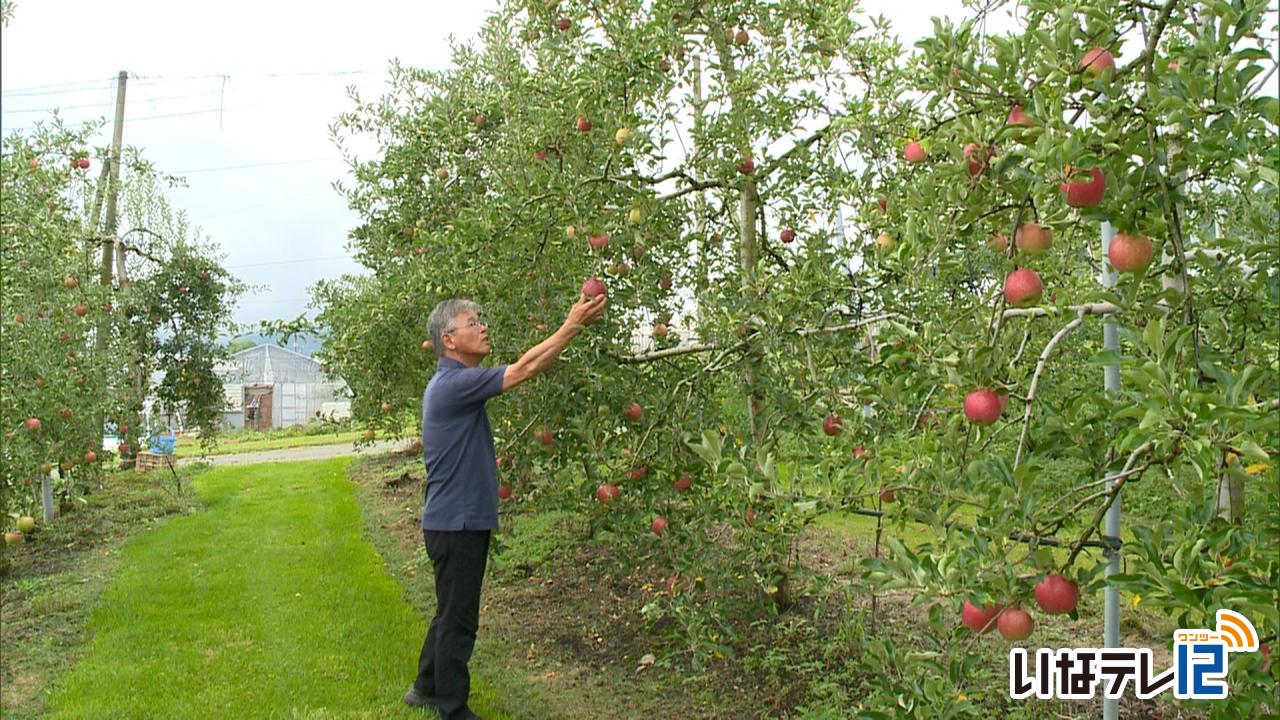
[44,459,505,719]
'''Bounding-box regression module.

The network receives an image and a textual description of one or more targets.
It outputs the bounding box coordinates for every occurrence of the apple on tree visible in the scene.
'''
[576,116,593,132]
[582,277,607,298]
[651,516,668,536]
[736,155,756,175]
[1059,167,1106,208]
[963,389,1002,425]
[998,607,1035,641]
[534,426,554,446]
[780,227,795,244]
[673,473,693,491]
[1004,268,1044,308]
[822,413,842,436]
[961,600,1003,633]
[903,141,928,164]
[1080,47,1115,80]
[596,484,621,504]
[1034,574,1080,614]
[17,516,36,533]
[556,16,571,31]
[1108,233,1154,272]
[1014,222,1053,254]
[623,402,644,422]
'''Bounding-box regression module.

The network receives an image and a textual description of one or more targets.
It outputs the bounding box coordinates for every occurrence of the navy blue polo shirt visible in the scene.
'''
[420,357,508,531]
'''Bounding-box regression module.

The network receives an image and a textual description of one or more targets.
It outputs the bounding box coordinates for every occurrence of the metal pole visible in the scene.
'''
[1099,221,1121,720]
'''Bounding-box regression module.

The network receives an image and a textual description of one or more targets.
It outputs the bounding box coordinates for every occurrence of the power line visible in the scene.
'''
[227,255,352,270]
[0,77,119,97]
[173,158,343,174]
[0,89,226,115]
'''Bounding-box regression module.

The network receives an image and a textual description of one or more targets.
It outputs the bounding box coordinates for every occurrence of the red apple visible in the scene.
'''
[879,486,896,503]
[596,484,621,504]
[557,16,571,31]
[652,323,669,339]
[963,389,1002,425]
[587,232,610,250]
[582,277,607,298]
[498,484,514,500]
[964,143,995,177]
[1080,47,1115,80]
[990,233,1009,252]
[576,116,593,132]
[58,407,73,420]
[623,402,644,422]
[745,508,757,527]
[1014,222,1053,254]
[903,141,928,164]
[25,417,41,431]
[1059,167,1106,208]
[736,155,756,175]
[626,465,648,481]
[1108,233,1154,273]
[1006,105,1035,127]
[853,447,869,462]
[779,227,795,244]
[998,607,1035,641]
[877,198,888,212]
[1004,268,1044,308]
[73,303,88,317]
[534,426,554,446]
[84,451,97,463]
[472,113,485,127]
[1034,574,1080,614]
[962,600,1003,633]
[76,157,90,170]
[674,473,693,491]
[651,517,668,536]
[534,149,548,162]
[822,413,843,436]
[4,531,23,545]
[64,276,79,289]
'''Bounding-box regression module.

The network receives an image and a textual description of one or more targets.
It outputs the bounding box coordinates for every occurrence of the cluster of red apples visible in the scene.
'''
[962,574,1081,641]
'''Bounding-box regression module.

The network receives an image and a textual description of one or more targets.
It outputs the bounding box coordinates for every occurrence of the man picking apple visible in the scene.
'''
[404,292,606,719]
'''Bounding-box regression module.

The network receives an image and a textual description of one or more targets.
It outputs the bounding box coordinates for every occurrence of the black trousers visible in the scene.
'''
[414,529,491,719]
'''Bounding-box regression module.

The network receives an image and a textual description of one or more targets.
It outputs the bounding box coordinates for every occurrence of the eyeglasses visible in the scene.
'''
[445,318,487,334]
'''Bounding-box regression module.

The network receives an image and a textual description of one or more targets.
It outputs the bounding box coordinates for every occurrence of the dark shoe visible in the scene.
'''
[403,687,438,708]
[439,707,482,720]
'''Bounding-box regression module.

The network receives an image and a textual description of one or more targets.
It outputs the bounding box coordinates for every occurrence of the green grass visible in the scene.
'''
[1,470,199,717]
[173,429,367,458]
[42,458,504,719]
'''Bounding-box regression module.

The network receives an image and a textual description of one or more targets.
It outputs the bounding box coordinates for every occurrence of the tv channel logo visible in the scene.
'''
[1010,609,1262,700]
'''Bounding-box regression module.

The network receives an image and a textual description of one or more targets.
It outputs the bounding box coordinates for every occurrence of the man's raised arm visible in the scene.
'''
[503,293,606,391]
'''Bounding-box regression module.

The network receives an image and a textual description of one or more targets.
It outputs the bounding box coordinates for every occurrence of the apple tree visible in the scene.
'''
[313,0,1276,714]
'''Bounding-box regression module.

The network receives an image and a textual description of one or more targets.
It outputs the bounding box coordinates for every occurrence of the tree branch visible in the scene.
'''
[1013,309,1088,469]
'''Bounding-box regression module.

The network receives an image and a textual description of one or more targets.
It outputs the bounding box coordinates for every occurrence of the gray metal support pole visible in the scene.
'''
[1100,222,1122,720]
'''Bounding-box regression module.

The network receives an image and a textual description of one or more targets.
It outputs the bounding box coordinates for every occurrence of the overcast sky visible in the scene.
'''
[1,0,1004,330]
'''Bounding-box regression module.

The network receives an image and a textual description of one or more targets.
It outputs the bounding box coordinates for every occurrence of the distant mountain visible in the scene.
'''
[223,332,324,358]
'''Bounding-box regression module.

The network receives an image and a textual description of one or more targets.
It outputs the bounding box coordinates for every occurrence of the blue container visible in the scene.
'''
[148,432,177,455]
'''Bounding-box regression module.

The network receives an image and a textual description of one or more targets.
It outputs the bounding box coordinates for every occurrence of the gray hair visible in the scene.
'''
[427,299,481,357]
